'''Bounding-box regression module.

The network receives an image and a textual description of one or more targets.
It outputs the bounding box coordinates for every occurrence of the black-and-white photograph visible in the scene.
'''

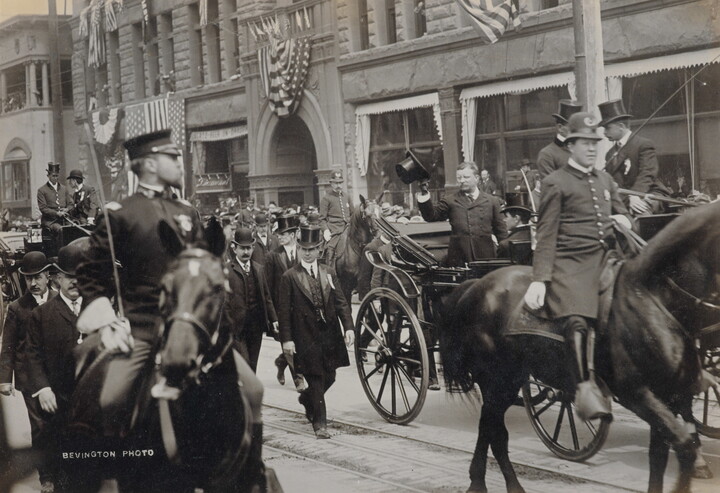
[1,0,719,492]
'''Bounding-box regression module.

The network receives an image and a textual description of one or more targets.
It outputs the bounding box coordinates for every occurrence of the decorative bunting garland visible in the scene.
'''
[78,0,123,68]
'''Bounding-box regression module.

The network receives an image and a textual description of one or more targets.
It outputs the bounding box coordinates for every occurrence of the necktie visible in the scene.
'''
[244,263,250,274]
[71,300,79,316]
[288,250,294,264]
[309,265,315,279]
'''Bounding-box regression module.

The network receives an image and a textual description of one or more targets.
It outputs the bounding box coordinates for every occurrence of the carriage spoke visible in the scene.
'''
[375,360,392,404]
[396,356,422,367]
[566,403,580,450]
[363,364,382,381]
[584,417,599,436]
[392,364,412,413]
[366,308,387,345]
[552,401,567,442]
[532,398,557,419]
[395,360,422,394]
[391,364,397,416]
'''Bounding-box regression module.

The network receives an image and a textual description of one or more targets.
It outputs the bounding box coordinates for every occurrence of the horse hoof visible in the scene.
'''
[693,463,714,479]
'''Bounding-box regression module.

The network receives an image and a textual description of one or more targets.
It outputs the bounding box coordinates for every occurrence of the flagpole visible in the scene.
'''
[572,0,605,114]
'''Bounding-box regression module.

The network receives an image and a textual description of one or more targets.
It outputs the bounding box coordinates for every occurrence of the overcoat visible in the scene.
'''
[69,185,101,223]
[536,137,570,180]
[604,134,660,194]
[265,245,297,306]
[250,232,279,266]
[533,164,629,319]
[226,258,277,344]
[497,225,532,260]
[25,296,81,400]
[418,191,508,266]
[0,291,43,391]
[319,190,353,235]
[277,264,352,376]
[37,182,73,228]
[77,192,205,343]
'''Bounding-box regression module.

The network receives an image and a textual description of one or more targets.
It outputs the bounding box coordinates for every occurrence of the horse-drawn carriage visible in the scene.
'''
[352,211,720,467]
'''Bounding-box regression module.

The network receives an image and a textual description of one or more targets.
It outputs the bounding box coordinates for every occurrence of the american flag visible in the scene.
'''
[456,0,520,44]
[258,35,312,117]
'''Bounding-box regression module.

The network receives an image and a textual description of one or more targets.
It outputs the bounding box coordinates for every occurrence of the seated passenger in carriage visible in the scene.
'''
[496,192,533,263]
[66,169,101,226]
[524,112,633,422]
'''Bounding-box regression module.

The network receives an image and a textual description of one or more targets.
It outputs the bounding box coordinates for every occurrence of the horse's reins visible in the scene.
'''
[664,275,720,312]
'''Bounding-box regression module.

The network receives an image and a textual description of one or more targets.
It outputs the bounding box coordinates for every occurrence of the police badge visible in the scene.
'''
[604,190,611,201]
[623,158,631,175]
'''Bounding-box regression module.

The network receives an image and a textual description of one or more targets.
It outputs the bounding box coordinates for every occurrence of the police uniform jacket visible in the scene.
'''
[605,134,664,195]
[37,182,72,228]
[319,190,353,235]
[265,245,298,307]
[250,232,279,266]
[226,258,277,346]
[237,209,257,228]
[0,291,45,392]
[497,225,532,259]
[277,264,352,376]
[418,191,508,266]
[533,164,629,319]
[25,295,81,400]
[537,137,570,180]
[77,192,205,343]
[69,185,101,224]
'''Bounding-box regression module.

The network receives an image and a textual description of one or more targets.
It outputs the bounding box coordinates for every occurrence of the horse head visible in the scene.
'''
[153,216,231,398]
[357,194,380,240]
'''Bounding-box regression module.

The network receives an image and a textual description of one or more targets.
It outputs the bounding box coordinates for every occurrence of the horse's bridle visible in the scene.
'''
[665,275,720,312]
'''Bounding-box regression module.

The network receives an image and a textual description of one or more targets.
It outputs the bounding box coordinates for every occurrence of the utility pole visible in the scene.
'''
[48,0,65,169]
[572,0,605,114]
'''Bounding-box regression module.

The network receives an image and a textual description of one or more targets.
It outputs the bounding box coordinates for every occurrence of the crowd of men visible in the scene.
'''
[0,96,707,492]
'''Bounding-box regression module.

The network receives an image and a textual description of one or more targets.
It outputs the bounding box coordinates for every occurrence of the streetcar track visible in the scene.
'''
[263,444,430,492]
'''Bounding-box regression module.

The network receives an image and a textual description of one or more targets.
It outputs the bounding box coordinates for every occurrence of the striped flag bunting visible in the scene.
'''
[456,0,520,44]
[125,97,186,152]
[78,0,123,68]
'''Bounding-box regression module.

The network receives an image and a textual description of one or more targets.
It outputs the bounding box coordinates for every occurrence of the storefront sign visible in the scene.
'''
[194,173,232,193]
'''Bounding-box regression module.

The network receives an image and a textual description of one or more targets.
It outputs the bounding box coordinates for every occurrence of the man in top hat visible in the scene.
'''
[497,193,533,262]
[524,112,632,422]
[265,214,305,390]
[75,129,207,437]
[66,169,101,225]
[319,169,353,268]
[37,162,73,236]
[417,161,508,266]
[278,225,355,439]
[227,228,278,372]
[250,212,279,266]
[599,99,668,215]
[0,252,54,492]
[537,100,584,180]
[26,243,86,493]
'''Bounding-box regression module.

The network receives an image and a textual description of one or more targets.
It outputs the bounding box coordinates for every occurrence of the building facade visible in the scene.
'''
[0,15,78,221]
[70,0,720,212]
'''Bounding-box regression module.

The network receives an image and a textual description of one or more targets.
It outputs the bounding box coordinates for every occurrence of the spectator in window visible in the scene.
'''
[479,169,498,196]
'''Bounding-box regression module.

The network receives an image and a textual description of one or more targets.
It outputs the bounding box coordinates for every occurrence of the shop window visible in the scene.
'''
[61,59,74,105]
[386,0,397,44]
[366,107,442,206]
[204,141,231,174]
[1,153,30,206]
[623,70,686,120]
[359,0,370,50]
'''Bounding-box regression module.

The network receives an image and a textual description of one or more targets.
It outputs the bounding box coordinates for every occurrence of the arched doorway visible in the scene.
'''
[268,115,318,207]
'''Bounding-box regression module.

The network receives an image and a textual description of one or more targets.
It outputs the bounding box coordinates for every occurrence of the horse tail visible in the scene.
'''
[437,279,497,393]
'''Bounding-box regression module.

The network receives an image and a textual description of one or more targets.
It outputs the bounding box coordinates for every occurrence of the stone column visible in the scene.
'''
[28,61,37,106]
[41,61,49,106]
[438,87,463,192]
[0,71,6,109]
[25,63,30,104]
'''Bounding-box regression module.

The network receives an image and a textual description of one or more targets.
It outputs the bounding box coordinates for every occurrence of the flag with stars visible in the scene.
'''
[258,35,312,117]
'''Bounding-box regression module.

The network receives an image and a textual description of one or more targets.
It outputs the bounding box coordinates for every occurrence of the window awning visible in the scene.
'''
[190,125,248,142]
[605,47,720,78]
[355,93,439,116]
[459,72,574,101]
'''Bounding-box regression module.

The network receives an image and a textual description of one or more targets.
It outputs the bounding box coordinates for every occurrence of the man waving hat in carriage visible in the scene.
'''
[524,112,632,421]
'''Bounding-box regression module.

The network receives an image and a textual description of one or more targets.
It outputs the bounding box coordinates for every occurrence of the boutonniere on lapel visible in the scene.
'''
[326,273,335,290]
[604,190,611,201]
[623,158,631,175]
[175,214,193,236]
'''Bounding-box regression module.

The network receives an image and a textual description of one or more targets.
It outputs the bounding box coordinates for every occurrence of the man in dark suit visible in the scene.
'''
[236,198,258,228]
[250,212,279,266]
[265,214,305,390]
[0,252,53,492]
[37,162,73,237]
[497,194,533,263]
[417,161,508,266]
[600,99,667,215]
[525,112,632,422]
[319,170,353,267]
[66,169,101,225]
[278,225,355,439]
[26,243,85,493]
[537,100,584,180]
[227,228,278,372]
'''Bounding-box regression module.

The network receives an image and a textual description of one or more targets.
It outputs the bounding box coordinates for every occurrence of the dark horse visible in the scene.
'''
[331,195,380,303]
[64,219,264,493]
[437,201,720,493]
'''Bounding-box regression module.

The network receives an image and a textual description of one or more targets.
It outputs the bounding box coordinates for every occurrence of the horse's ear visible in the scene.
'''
[360,195,367,208]
[203,216,226,257]
[158,220,185,257]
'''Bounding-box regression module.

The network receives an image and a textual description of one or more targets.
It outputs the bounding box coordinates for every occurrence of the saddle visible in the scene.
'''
[506,253,624,342]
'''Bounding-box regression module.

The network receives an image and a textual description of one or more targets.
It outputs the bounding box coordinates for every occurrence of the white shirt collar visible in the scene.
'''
[235,256,251,271]
[556,134,566,143]
[138,181,165,193]
[618,130,632,147]
[31,290,49,305]
[75,183,84,192]
[300,259,318,275]
[466,187,479,200]
[568,158,594,175]
[283,244,296,256]
[59,291,82,313]
[48,181,58,191]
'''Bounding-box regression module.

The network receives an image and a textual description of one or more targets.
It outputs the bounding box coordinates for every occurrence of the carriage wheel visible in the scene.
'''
[354,287,429,424]
[692,347,720,439]
[522,379,610,462]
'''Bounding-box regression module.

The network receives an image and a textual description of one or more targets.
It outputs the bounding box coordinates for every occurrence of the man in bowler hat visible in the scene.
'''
[37,162,73,236]
[226,227,278,372]
[537,100,584,180]
[278,225,355,438]
[497,193,533,262]
[599,99,668,215]
[0,252,54,492]
[417,161,508,266]
[25,243,86,493]
[66,169,101,225]
[525,112,632,421]
[319,170,353,268]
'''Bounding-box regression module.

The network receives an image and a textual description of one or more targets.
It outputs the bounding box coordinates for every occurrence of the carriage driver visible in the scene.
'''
[524,112,632,422]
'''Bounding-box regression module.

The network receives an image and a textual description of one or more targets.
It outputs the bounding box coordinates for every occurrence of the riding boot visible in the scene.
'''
[324,245,336,268]
[245,424,268,493]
